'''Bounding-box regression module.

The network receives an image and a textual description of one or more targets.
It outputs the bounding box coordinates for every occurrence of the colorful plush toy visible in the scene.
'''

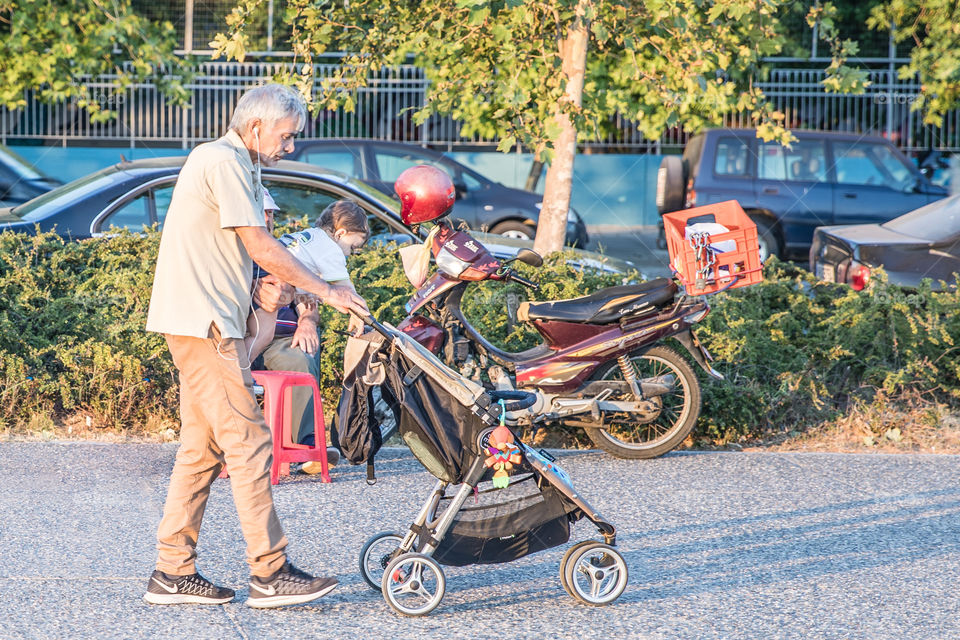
[484,425,522,488]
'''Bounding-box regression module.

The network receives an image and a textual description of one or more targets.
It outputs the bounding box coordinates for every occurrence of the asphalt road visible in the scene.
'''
[1,442,959,640]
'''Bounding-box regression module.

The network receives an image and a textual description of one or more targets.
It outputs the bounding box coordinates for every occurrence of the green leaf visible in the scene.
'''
[496,134,516,152]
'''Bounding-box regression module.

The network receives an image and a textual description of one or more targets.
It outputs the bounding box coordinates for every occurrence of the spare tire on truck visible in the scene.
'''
[656,155,685,214]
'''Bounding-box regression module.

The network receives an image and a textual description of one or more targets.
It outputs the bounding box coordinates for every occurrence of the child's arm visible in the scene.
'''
[244,306,277,362]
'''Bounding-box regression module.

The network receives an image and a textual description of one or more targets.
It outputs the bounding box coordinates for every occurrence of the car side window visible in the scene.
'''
[461,172,481,191]
[261,176,414,244]
[154,185,175,225]
[833,142,909,189]
[873,144,915,191]
[758,139,827,182]
[302,149,361,177]
[713,138,750,177]
[263,180,339,227]
[100,193,152,231]
[375,151,455,184]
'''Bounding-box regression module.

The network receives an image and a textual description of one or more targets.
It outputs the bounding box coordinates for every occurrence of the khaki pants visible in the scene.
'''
[260,333,321,445]
[155,327,288,577]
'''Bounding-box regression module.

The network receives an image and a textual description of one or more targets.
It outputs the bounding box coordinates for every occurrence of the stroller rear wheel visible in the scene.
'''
[360,531,404,591]
[561,542,628,606]
[381,552,446,616]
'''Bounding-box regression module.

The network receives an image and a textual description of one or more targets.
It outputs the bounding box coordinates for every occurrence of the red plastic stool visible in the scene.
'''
[219,370,332,484]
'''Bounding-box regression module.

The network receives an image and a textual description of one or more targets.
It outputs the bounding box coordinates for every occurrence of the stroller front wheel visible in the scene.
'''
[561,542,628,606]
[381,552,446,616]
[360,531,405,591]
[559,540,597,597]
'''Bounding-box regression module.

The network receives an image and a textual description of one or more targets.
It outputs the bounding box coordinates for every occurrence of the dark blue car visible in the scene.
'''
[288,139,589,247]
[0,145,61,207]
[657,128,948,260]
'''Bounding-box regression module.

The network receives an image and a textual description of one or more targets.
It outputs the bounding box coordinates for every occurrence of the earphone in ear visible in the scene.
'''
[253,126,260,137]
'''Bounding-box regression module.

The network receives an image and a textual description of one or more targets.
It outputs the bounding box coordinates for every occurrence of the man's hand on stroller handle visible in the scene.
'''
[322,284,369,319]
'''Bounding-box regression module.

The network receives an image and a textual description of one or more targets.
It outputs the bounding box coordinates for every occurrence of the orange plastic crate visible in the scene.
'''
[663,201,763,296]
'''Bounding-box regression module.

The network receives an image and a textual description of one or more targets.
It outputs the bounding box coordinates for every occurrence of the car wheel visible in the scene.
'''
[750,215,781,262]
[490,220,535,240]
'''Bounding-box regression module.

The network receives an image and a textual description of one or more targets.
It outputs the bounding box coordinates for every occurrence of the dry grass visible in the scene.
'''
[743,392,960,454]
[0,411,179,444]
[6,395,960,456]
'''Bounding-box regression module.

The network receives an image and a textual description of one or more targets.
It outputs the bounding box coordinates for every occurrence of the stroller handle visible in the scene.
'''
[352,311,393,341]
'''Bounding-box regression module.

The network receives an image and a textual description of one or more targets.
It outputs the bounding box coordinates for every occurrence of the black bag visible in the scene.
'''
[332,341,395,483]
[384,348,486,485]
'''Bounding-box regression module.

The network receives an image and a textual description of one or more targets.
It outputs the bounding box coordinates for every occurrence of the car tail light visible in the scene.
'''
[684,178,696,208]
[847,262,871,291]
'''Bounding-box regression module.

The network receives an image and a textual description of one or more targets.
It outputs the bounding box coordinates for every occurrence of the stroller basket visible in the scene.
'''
[388,347,487,484]
[433,474,580,567]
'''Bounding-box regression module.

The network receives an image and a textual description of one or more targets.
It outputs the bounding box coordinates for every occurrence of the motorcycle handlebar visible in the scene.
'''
[506,270,540,291]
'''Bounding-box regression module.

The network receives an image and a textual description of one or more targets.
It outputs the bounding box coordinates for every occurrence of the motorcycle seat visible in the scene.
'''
[516,278,677,324]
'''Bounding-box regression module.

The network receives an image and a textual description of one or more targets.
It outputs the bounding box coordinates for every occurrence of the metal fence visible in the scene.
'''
[2,60,959,153]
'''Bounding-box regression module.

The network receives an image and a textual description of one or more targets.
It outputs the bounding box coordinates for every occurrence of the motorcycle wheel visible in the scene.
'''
[583,344,701,459]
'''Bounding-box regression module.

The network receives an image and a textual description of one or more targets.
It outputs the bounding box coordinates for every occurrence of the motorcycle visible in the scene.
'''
[394,219,723,459]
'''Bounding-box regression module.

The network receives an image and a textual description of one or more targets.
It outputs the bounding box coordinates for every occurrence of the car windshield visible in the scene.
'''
[882,194,960,241]
[0,146,44,181]
[13,167,122,221]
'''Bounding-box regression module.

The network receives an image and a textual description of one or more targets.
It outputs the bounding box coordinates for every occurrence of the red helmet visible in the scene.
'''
[394,165,455,225]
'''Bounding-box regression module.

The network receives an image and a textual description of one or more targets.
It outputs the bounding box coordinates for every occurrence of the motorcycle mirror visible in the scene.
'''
[515,248,543,268]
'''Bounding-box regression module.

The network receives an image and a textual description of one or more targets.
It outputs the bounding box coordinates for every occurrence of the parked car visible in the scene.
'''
[810,193,960,290]
[657,128,948,261]
[0,157,633,274]
[0,145,61,207]
[287,139,589,247]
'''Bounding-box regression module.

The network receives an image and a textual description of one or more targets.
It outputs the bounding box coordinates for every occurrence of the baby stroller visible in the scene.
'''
[348,314,628,616]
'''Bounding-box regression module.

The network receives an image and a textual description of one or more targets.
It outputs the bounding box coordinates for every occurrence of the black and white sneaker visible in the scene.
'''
[143,570,235,605]
[246,562,338,608]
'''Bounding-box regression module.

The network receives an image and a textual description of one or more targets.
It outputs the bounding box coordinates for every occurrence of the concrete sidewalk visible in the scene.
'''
[2,442,960,639]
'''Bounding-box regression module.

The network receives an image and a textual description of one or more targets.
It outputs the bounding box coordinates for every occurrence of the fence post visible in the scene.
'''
[886,24,895,141]
[267,0,274,51]
[185,0,194,54]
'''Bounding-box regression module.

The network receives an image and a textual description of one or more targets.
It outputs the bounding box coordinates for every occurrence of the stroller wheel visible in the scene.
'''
[381,552,446,617]
[562,542,628,606]
[559,541,597,597]
[359,531,405,591]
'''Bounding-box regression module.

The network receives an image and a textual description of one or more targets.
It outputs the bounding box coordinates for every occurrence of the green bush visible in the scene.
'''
[2,229,959,445]
[0,230,176,433]
[694,259,960,444]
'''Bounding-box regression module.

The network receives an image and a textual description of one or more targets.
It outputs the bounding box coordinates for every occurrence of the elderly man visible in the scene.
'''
[144,84,368,608]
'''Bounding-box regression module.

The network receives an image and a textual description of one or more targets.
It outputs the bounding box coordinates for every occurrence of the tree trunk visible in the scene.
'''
[533,0,590,257]
[524,160,544,192]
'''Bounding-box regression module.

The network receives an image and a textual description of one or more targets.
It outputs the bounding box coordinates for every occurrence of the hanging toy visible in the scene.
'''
[484,404,522,488]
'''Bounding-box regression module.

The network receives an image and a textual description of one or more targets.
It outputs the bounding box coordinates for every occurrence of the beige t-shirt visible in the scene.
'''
[146,130,265,339]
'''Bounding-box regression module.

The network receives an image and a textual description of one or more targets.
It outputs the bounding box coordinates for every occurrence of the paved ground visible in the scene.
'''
[1,442,959,639]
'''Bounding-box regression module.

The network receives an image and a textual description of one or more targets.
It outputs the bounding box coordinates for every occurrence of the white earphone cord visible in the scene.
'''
[216,125,264,369]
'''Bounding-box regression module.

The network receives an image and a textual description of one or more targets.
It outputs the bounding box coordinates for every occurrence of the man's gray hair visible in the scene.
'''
[229,83,308,134]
